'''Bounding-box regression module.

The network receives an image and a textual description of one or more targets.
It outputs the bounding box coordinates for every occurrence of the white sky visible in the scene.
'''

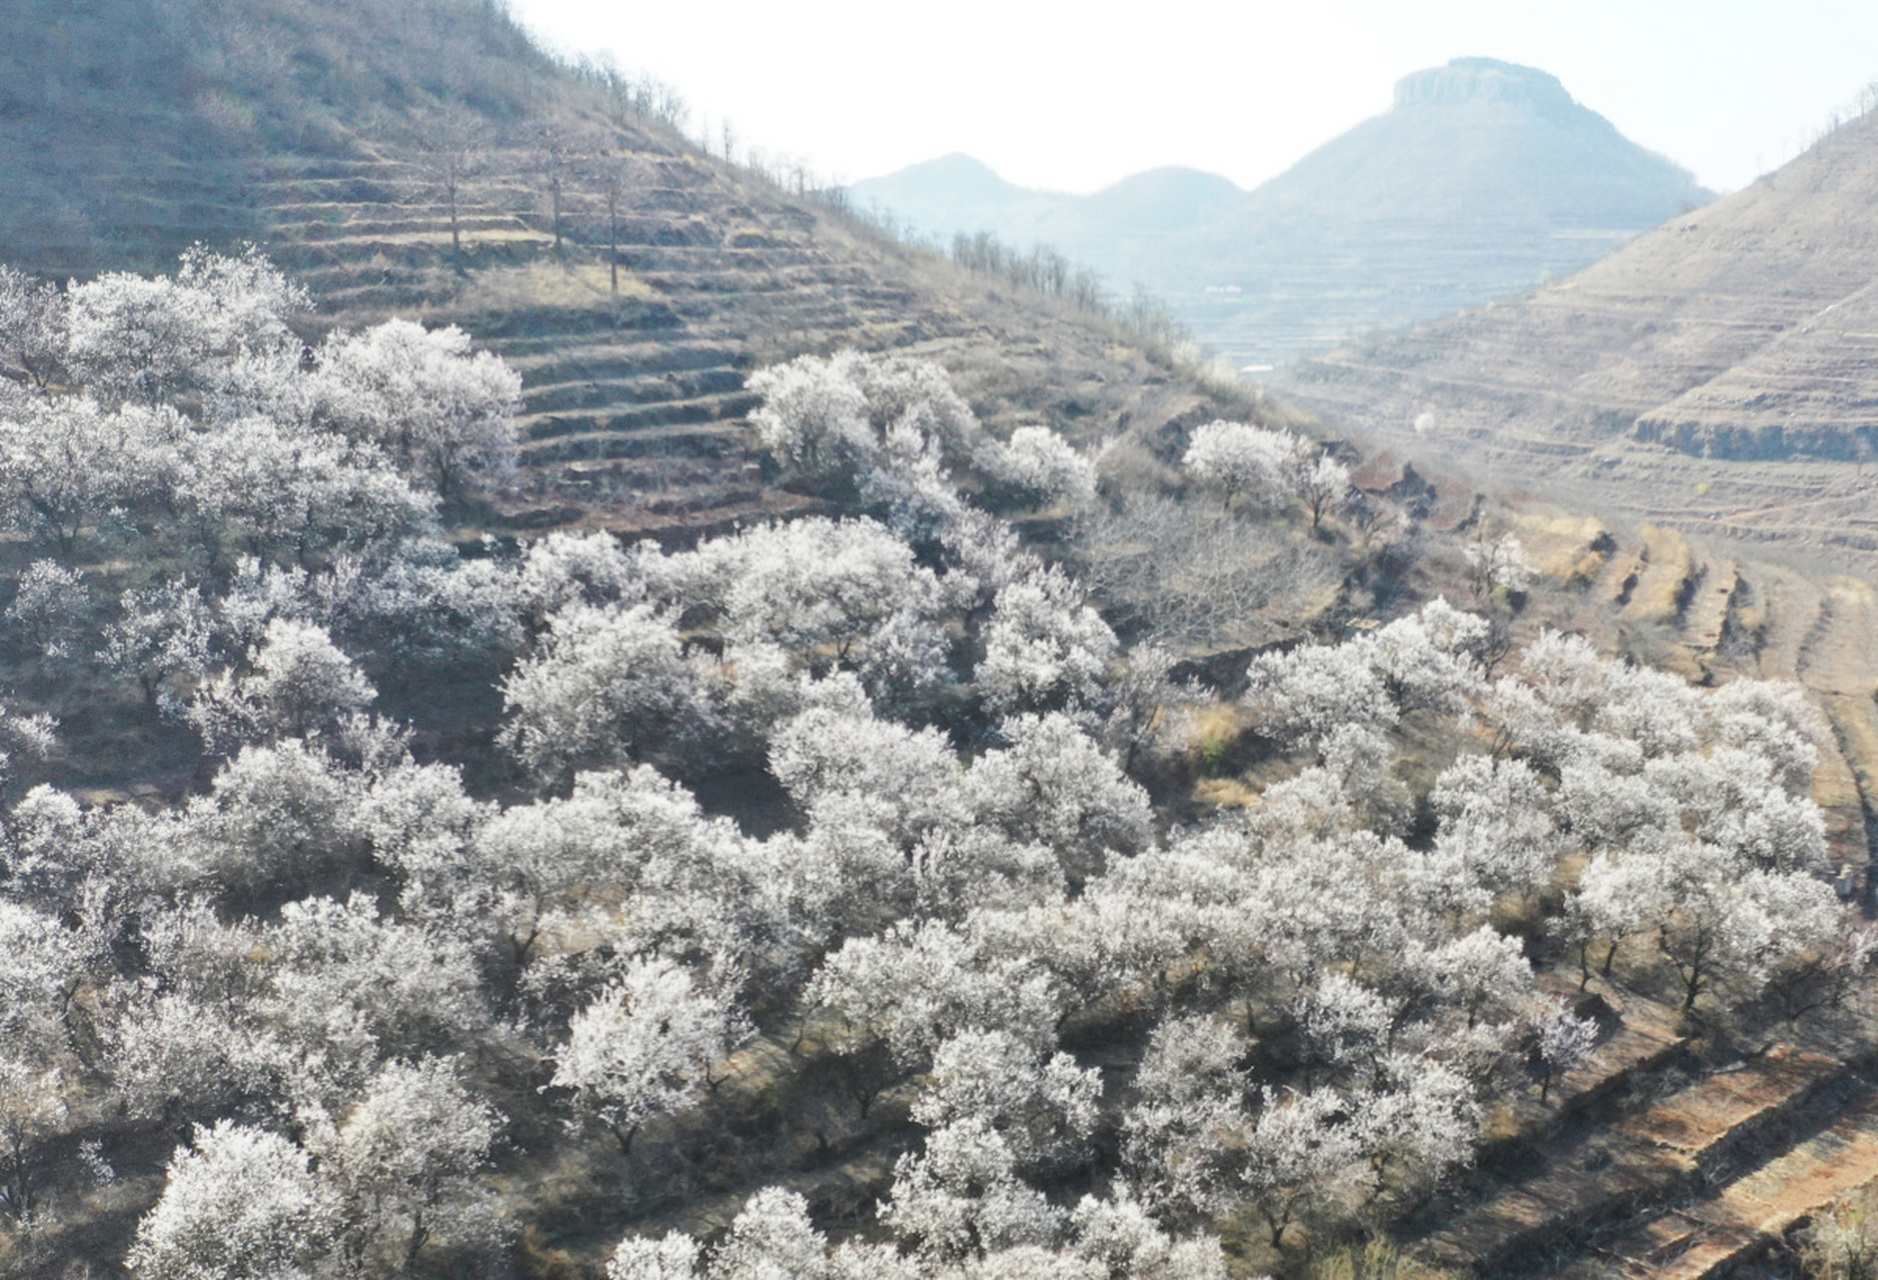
[510,0,1878,196]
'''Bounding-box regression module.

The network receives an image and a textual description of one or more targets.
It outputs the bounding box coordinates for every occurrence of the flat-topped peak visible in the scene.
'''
[1393,57,1575,113]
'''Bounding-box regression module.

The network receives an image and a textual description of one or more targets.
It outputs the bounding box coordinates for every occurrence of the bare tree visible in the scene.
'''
[416,109,490,265]
[594,149,637,297]
[532,124,578,253]
[586,53,633,128]
[1299,454,1352,530]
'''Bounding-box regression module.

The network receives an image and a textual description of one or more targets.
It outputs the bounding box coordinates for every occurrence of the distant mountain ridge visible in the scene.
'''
[851,59,1712,367]
[853,154,1244,276]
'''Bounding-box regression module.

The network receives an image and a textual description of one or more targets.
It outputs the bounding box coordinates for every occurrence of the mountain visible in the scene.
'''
[850,155,1245,286]
[852,59,1711,367]
[1280,103,1878,572]
[1222,57,1702,228]
[849,152,1037,240]
[0,0,1249,539]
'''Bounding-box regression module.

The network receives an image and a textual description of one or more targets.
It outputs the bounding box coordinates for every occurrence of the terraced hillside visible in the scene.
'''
[0,0,1243,541]
[1279,104,1878,574]
[13,13,1878,1280]
[1497,512,1878,1274]
[1402,978,1878,1280]
[1508,508,1878,892]
[1279,110,1878,1065]
[252,140,1216,536]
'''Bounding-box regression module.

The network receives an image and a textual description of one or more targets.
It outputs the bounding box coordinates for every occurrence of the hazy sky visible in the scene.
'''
[510,0,1878,196]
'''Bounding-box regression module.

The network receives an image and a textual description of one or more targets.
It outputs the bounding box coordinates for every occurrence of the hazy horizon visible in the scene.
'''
[512,0,1878,197]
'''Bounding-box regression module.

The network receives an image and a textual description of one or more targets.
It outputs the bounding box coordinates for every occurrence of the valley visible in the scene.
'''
[0,4,1875,1280]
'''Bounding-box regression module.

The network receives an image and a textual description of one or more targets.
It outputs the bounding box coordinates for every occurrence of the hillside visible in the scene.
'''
[5,8,1878,1280]
[851,59,1710,368]
[1280,103,1878,571]
[1278,119,1878,1256]
[0,0,1248,542]
[0,243,1871,1280]
[1280,90,1878,858]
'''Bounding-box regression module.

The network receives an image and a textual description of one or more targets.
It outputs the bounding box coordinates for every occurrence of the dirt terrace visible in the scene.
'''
[1402,972,1878,1280]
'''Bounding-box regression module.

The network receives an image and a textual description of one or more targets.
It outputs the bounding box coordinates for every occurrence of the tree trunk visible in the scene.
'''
[404,1207,430,1274]
[1681,966,1703,1013]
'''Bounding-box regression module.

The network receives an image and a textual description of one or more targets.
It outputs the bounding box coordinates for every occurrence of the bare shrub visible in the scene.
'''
[1074,494,1338,647]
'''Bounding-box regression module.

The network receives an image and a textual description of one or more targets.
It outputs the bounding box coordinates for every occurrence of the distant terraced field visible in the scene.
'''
[1278,106,1878,576]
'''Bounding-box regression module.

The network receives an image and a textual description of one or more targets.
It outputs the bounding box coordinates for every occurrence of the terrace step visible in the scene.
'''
[1594,540,1647,607]
[1679,551,1738,651]
[1558,1078,1878,1280]
[1622,526,1695,624]
[518,419,750,466]
[521,368,747,414]
[1415,1036,1852,1279]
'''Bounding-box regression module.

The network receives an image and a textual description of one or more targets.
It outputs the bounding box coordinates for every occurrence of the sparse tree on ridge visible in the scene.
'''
[1299,453,1352,529]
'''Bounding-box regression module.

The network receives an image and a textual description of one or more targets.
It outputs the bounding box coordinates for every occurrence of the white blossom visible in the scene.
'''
[912,1029,1100,1170]
[977,570,1117,718]
[1181,420,1311,508]
[312,318,522,494]
[500,602,717,778]
[1001,427,1097,507]
[550,956,751,1153]
[309,1056,503,1271]
[126,1121,324,1280]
